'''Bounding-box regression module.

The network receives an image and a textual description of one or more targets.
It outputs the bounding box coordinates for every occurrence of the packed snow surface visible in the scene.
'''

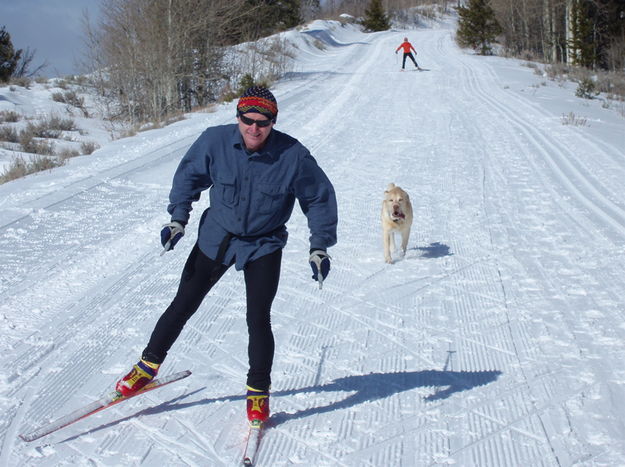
[2,16,625,466]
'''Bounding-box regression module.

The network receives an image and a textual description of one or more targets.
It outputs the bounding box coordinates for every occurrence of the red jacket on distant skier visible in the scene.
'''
[395,37,420,70]
[396,40,416,54]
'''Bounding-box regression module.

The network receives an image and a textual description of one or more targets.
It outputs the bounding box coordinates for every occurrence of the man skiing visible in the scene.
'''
[395,37,420,70]
[115,86,338,426]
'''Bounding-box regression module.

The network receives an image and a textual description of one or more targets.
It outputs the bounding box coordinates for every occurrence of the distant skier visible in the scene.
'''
[395,37,420,71]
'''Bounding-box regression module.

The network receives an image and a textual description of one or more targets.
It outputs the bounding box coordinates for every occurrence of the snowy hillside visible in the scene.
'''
[2,15,625,466]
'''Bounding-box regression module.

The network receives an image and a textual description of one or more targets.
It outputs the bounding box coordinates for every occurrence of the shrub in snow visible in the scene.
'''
[80,141,100,155]
[0,110,20,123]
[58,147,80,160]
[0,155,64,184]
[576,78,598,99]
[18,131,55,155]
[0,125,19,143]
[561,111,588,126]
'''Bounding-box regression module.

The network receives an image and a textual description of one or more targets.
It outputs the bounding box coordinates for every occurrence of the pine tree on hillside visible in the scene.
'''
[273,0,303,31]
[227,0,302,43]
[456,0,502,55]
[0,26,22,82]
[567,0,598,68]
[361,0,391,32]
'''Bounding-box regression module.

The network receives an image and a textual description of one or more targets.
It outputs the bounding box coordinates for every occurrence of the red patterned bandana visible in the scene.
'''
[237,86,278,121]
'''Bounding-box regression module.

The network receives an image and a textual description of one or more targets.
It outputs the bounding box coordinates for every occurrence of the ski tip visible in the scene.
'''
[166,369,192,380]
[19,431,43,443]
[248,419,263,429]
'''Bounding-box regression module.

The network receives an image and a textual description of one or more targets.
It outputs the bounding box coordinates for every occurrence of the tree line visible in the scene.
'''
[79,0,425,124]
[3,0,623,126]
[456,0,624,71]
[81,0,313,125]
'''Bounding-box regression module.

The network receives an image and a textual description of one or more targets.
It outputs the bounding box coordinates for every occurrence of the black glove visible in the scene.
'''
[309,249,331,289]
[160,221,185,254]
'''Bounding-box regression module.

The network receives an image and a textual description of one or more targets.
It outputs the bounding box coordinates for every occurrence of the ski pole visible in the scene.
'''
[160,240,171,256]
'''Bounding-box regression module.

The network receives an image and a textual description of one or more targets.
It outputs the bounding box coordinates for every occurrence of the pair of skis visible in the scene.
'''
[19,369,265,466]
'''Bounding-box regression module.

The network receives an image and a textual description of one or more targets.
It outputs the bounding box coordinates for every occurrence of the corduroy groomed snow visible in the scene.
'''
[237,86,278,122]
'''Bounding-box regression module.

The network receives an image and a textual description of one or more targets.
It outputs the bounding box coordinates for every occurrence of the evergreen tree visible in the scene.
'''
[361,0,391,32]
[456,0,502,55]
[226,0,302,43]
[567,0,597,68]
[274,0,302,31]
[0,26,22,82]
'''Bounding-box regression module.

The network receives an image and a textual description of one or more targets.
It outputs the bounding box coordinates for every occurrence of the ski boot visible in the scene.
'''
[115,358,160,397]
[246,386,270,425]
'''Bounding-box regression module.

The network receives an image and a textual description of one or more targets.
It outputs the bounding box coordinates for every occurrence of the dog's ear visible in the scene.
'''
[386,183,396,191]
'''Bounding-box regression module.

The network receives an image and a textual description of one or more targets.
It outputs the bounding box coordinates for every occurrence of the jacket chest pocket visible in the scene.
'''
[214,175,237,207]
[257,183,287,215]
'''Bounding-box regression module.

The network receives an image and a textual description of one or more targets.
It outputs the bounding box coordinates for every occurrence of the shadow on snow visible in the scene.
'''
[59,369,501,441]
[301,29,369,47]
[269,369,501,426]
[413,242,453,259]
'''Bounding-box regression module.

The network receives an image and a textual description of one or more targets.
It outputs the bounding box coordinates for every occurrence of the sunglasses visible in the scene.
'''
[239,113,273,128]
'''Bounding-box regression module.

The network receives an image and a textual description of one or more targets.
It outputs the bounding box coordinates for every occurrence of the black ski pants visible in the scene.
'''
[402,52,419,69]
[143,243,281,391]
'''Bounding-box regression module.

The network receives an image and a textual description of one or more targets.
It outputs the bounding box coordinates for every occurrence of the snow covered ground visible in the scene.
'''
[2,15,625,466]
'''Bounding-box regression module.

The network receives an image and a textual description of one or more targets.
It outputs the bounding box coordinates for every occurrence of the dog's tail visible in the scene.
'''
[386,183,396,192]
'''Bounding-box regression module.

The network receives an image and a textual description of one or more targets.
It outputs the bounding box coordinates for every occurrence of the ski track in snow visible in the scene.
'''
[2,18,625,466]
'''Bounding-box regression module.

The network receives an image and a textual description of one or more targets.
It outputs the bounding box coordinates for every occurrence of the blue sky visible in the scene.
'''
[0,0,101,77]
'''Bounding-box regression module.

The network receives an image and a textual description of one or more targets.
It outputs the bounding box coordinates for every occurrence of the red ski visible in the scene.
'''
[19,370,191,442]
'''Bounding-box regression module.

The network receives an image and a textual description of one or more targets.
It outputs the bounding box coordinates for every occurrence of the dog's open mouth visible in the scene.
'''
[392,210,405,220]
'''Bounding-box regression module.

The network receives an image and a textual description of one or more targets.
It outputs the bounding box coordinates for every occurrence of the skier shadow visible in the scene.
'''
[269,369,501,426]
[58,388,208,444]
[412,242,452,259]
[59,369,500,441]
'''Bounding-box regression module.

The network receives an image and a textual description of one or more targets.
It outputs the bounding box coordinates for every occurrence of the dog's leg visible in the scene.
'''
[383,231,393,263]
[401,227,411,257]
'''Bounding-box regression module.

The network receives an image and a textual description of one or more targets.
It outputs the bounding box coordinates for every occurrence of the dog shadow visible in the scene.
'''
[412,242,452,259]
[59,369,501,441]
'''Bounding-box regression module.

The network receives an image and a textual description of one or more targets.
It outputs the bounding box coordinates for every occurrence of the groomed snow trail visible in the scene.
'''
[2,19,625,466]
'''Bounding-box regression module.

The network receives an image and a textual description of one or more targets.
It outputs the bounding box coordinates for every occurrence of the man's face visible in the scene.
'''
[237,112,273,152]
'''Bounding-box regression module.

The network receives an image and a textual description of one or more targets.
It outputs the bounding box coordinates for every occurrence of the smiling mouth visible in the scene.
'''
[392,211,405,219]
